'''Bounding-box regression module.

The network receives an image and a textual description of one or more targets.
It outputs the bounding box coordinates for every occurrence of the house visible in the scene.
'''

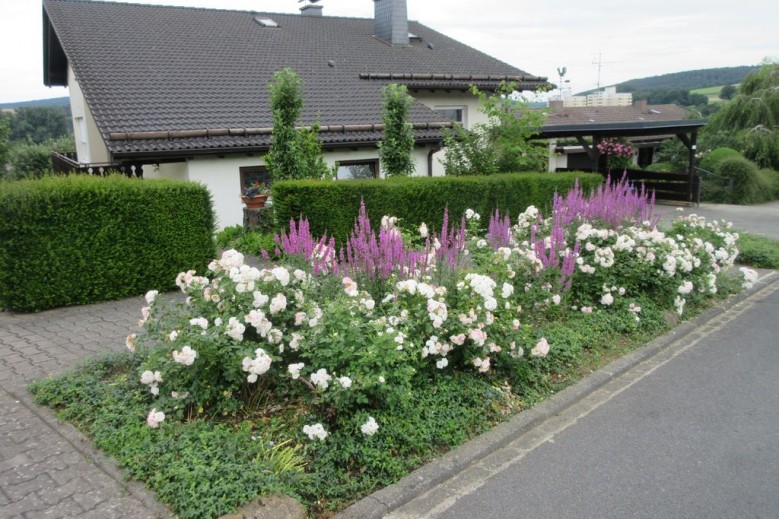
[43,0,548,228]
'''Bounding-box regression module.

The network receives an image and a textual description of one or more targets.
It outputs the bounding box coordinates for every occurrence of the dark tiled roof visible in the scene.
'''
[43,0,547,158]
[543,103,691,126]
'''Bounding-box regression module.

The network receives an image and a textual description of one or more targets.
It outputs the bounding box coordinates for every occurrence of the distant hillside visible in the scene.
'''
[615,66,757,93]
[578,66,758,96]
[0,96,70,110]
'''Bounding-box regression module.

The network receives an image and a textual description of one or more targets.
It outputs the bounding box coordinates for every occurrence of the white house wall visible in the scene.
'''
[411,91,487,176]
[67,66,110,164]
[149,145,433,230]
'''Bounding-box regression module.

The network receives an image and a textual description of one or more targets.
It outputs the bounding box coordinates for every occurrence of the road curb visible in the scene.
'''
[335,270,779,519]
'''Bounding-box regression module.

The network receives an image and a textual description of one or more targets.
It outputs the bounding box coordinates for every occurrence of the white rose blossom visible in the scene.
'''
[360,416,380,436]
[172,345,197,366]
[303,423,328,441]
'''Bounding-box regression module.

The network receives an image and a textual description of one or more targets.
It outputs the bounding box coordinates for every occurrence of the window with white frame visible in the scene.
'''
[434,106,467,127]
[336,159,379,180]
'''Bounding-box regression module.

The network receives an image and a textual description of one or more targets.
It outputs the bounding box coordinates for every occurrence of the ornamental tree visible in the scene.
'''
[265,68,329,180]
[378,84,415,177]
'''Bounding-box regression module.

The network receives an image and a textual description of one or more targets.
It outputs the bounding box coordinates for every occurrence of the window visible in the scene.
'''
[239,165,270,192]
[434,106,466,126]
[336,160,379,180]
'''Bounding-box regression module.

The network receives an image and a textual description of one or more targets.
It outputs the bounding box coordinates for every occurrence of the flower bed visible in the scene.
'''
[31,177,757,518]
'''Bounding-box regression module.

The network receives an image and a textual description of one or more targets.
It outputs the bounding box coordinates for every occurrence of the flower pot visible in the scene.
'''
[241,194,268,209]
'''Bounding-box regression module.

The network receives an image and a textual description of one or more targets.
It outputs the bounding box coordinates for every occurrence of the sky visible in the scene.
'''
[2,0,777,103]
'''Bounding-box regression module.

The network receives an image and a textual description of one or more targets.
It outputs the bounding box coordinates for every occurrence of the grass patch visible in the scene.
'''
[736,232,779,269]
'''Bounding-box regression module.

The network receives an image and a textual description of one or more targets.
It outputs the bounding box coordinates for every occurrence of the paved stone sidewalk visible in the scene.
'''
[0,296,171,519]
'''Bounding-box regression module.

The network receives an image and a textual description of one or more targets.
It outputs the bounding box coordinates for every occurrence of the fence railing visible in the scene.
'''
[51,151,143,177]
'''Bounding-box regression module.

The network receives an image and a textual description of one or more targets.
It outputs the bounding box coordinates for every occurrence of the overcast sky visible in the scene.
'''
[2,0,777,103]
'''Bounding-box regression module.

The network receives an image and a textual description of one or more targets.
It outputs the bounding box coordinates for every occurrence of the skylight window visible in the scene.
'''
[409,32,421,40]
[254,17,279,27]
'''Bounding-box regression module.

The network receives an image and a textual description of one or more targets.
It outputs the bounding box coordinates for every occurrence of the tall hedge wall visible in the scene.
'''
[272,172,602,242]
[0,175,215,312]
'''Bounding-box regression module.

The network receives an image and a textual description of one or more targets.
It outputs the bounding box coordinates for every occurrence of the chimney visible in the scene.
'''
[300,4,323,16]
[633,99,648,113]
[374,0,409,46]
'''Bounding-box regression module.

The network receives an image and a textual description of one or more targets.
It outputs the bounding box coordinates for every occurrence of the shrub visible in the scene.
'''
[717,156,766,204]
[272,172,602,244]
[645,162,675,173]
[758,167,779,198]
[8,142,53,179]
[699,147,741,173]
[0,175,215,311]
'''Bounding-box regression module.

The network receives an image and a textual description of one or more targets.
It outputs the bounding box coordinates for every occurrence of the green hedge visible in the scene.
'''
[0,175,215,312]
[272,172,602,242]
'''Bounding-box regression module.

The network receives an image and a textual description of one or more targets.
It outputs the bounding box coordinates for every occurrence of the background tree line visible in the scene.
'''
[0,105,74,179]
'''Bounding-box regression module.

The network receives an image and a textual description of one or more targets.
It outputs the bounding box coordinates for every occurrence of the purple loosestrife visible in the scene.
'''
[553,175,659,229]
[487,209,513,249]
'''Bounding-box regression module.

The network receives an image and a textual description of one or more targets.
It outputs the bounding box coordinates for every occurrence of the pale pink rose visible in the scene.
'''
[146,408,165,428]
[531,337,550,358]
[450,334,466,346]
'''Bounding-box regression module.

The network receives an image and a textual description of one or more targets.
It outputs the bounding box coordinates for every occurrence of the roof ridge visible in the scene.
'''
[44,0,383,21]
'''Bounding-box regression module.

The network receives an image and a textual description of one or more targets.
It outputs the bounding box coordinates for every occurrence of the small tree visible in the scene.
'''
[264,68,329,181]
[442,82,547,176]
[378,84,415,177]
[719,84,737,100]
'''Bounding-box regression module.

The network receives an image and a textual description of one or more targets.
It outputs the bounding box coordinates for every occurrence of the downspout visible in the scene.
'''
[428,145,442,177]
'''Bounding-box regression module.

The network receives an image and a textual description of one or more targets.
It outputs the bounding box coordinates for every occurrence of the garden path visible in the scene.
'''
[0,296,171,519]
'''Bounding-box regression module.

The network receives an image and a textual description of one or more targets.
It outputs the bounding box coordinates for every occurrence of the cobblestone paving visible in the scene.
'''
[0,296,171,518]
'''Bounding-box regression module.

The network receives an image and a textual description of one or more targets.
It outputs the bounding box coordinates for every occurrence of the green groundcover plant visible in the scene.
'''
[31,178,758,518]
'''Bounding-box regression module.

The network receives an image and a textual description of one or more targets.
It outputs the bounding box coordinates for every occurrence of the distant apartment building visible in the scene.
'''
[554,86,633,107]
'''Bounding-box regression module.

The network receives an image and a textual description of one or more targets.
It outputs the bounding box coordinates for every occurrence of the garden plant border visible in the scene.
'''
[336,269,779,519]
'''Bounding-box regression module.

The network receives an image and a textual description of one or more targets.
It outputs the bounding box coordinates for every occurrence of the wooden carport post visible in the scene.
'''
[675,129,699,203]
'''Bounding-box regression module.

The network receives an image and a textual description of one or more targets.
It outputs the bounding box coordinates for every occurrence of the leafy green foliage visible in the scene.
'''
[699,147,742,172]
[719,84,737,100]
[0,117,10,168]
[0,175,215,311]
[8,141,53,179]
[705,61,779,169]
[215,226,278,257]
[736,232,779,269]
[30,354,307,519]
[442,82,547,176]
[265,68,329,181]
[378,84,415,177]
[7,106,72,144]
[272,172,602,244]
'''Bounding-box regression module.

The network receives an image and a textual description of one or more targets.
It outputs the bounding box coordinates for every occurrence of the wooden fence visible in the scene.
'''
[557,168,700,203]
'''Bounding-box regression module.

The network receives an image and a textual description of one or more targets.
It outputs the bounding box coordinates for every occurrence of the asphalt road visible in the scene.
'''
[389,282,779,519]
[657,201,779,240]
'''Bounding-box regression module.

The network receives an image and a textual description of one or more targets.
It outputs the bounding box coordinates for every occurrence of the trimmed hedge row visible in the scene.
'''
[0,175,215,312]
[272,172,603,242]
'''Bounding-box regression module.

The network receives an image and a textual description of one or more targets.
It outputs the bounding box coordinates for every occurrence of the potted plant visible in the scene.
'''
[240,181,271,208]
